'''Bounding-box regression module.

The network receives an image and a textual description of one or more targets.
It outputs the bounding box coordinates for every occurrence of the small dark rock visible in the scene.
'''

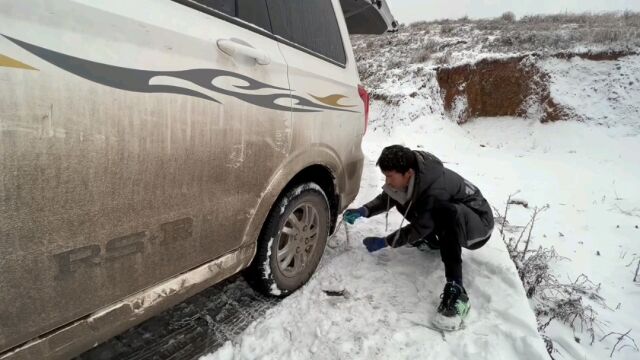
[575,337,581,344]
[596,251,600,256]
[323,289,345,297]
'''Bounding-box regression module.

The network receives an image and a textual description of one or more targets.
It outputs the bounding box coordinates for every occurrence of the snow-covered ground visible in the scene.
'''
[202,114,549,360]
[541,55,640,132]
[201,39,640,360]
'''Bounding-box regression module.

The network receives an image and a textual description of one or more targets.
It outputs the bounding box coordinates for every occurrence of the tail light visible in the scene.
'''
[358,84,370,133]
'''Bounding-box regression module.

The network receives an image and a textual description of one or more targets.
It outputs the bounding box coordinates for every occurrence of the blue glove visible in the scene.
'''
[363,237,388,252]
[343,207,367,224]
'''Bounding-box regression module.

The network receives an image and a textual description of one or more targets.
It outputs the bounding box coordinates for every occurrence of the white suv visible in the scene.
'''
[0,0,381,358]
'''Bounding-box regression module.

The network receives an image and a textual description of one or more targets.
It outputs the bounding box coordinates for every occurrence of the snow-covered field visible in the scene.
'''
[202,112,549,360]
[202,24,640,360]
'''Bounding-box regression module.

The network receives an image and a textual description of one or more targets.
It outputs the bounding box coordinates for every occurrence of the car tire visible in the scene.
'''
[245,183,329,297]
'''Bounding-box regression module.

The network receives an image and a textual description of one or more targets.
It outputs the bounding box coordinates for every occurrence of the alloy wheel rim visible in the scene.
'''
[276,202,320,277]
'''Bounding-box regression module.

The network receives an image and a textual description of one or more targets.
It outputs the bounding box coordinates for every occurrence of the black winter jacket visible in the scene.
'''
[363,151,494,247]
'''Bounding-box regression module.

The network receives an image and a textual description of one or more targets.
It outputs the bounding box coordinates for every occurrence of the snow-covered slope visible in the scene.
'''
[541,55,640,132]
[359,60,640,359]
[202,101,550,360]
[201,15,640,360]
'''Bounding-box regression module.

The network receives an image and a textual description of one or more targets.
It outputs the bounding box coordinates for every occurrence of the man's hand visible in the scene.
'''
[362,237,388,252]
[343,207,367,224]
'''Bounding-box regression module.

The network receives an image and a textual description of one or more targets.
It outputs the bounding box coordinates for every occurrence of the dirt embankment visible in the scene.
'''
[435,50,636,123]
[436,55,564,123]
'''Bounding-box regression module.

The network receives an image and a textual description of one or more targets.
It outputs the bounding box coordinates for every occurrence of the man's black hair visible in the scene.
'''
[376,145,416,174]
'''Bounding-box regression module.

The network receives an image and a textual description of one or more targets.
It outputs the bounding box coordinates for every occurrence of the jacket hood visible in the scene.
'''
[413,150,444,195]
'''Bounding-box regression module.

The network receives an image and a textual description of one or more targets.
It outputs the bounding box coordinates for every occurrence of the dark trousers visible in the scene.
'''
[431,202,492,287]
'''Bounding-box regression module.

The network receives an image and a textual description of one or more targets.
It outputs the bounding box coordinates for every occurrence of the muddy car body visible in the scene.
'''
[0,0,389,358]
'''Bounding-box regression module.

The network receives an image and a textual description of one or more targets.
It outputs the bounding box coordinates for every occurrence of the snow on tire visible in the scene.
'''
[245,183,329,297]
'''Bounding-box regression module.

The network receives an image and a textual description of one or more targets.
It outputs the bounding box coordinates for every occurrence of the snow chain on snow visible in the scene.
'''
[385,196,390,232]
[327,217,350,249]
[328,195,412,250]
[390,199,413,248]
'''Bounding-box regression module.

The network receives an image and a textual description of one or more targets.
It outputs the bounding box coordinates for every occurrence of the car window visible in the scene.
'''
[188,0,272,32]
[193,0,234,16]
[266,0,346,65]
[236,0,271,31]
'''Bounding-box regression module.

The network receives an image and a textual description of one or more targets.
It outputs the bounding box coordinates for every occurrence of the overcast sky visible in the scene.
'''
[388,0,640,24]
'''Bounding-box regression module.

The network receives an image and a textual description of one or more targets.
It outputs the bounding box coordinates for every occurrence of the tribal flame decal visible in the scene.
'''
[0,53,37,70]
[309,94,357,108]
[2,35,357,113]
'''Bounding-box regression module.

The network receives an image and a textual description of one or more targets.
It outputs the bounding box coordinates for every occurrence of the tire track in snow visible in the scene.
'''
[76,276,279,360]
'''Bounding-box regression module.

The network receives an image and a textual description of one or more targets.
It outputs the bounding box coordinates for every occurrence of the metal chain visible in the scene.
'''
[327,217,349,249]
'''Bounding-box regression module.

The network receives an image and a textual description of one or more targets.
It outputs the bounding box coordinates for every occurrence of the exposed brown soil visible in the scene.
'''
[436,55,565,123]
[435,50,636,123]
[554,50,638,61]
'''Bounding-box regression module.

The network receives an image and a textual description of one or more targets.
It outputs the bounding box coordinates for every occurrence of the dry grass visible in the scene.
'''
[493,199,604,358]
[351,11,640,100]
[501,11,516,22]
[408,11,640,53]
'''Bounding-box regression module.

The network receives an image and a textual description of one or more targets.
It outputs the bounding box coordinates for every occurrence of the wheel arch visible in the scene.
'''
[281,165,338,233]
[240,146,345,256]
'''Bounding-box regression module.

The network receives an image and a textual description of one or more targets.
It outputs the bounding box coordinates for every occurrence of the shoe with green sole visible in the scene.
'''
[432,281,470,331]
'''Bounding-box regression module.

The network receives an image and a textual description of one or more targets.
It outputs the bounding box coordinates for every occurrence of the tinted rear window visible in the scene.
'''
[266,0,346,65]
[189,0,272,31]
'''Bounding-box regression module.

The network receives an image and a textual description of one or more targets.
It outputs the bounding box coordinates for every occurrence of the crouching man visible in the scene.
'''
[344,145,494,330]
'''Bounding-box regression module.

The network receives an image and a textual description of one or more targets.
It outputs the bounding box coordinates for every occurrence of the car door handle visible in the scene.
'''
[216,39,271,65]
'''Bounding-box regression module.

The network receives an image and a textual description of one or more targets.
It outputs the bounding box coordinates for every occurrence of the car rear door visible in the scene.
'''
[264,0,365,199]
